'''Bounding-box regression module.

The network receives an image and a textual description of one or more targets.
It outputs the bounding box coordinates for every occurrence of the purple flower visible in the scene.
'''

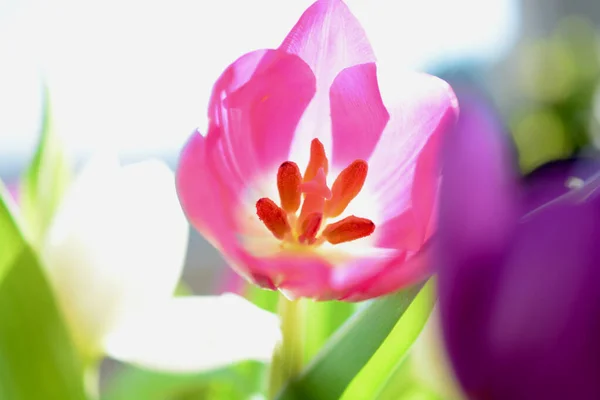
[437,97,600,400]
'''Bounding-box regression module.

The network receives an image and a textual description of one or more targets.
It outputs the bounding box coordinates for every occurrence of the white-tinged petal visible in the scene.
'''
[42,154,189,356]
[103,294,281,372]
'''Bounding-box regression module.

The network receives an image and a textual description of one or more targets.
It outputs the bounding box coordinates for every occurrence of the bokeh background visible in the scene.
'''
[1,1,600,393]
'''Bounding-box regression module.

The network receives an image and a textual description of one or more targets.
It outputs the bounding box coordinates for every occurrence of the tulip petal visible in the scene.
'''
[339,246,432,302]
[177,129,240,249]
[237,251,332,299]
[329,63,389,168]
[208,49,316,182]
[436,98,521,394]
[377,205,425,248]
[522,157,600,214]
[279,0,375,87]
[43,155,189,354]
[365,72,458,230]
[103,294,281,372]
[478,202,600,399]
[438,98,519,267]
[330,250,406,300]
[282,0,376,169]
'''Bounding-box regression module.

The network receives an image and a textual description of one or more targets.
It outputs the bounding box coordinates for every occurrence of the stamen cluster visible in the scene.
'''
[256,139,375,246]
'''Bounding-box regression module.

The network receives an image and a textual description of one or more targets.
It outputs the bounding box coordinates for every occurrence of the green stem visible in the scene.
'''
[268,294,306,399]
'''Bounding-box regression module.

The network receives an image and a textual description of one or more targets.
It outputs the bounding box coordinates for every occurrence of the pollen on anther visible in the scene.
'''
[256,198,291,240]
[277,161,302,213]
[322,215,375,244]
[298,212,323,245]
[324,160,368,218]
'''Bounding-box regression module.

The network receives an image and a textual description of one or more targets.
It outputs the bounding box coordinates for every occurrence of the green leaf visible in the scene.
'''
[373,357,443,400]
[0,185,25,283]
[303,300,356,364]
[341,280,436,399]
[275,284,424,400]
[246,283,279,313]
[102,361,266,400]
[20,84,72,249]
[0,181,86,400]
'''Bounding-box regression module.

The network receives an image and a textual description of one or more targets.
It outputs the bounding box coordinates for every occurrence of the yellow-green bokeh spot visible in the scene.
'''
[511,109,573,173]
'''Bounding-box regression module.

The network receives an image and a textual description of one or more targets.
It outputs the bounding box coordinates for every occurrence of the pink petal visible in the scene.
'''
[217,266,247,295]
[341,248,433,301]
[279,0,375,88]
[208,49,316,183]
[236,246,403,301]
[235,250,333,299]
[366,72,458,225]
[409,127,445,243]
[176,128,239,248]
[177,129,271,288]
[329,63,389,168]
[281,0,376,168]
[330,250,405,297]
[376,209,422,251]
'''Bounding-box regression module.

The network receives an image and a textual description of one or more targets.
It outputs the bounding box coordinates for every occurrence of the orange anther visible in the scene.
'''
[277,161,302,213]
[304,138,329,183]
[324,160,368,218]
[298,212,323,245]
[256,198,291,240]
[322,216,375,244]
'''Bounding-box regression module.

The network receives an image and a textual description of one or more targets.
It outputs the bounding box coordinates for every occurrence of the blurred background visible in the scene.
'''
[1,0,600,314]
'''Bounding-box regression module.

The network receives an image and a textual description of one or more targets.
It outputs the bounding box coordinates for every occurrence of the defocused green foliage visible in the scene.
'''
[275,284,424,400]
[302,300,357,364]
[102,361,265,400]
[0,182,86,400]
[20,85,72,249]
[341,280,435,400]
[509,16,600,173]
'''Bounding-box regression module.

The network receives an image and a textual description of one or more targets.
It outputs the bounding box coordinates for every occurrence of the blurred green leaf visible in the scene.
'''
[341,280,435,399]
[0,181,86,400]
[102,361,266,400]
[303,300,356,364]
[20,84,72,248]
[373,356,445,400]
[275,284,424,400]
[511,108,573,173]
[373,357,416,400]
[174,281,194,297]
[0,186,25,283]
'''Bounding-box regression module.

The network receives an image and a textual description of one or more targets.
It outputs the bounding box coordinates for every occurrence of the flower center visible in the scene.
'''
[256,138,375,247]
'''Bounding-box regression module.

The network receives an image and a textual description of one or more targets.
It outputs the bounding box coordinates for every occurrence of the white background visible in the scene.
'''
[0,0,519,172]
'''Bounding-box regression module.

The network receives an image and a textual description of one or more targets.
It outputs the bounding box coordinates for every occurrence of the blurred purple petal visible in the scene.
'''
[522,157,600,214]
[438,97,521,393]
[438,98,520,268]
[483,201,600,399]
[438,96,600,400]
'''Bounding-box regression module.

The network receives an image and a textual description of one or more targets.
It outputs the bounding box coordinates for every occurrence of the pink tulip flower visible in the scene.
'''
[177,0,458,301]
